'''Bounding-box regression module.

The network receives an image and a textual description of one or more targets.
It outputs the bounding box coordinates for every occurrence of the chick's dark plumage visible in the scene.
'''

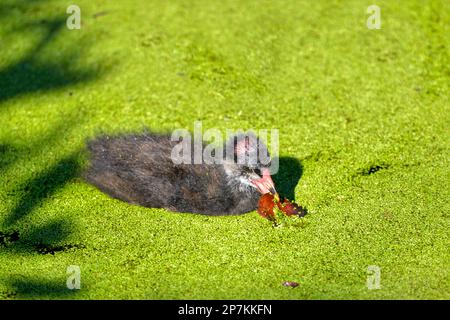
[84,132,268,215]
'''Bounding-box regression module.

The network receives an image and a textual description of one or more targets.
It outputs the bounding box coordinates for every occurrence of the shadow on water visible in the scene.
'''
[272,156,303,201]
[3,154,80,227]
[0,144,17,172]
[4,278,80,299]
[0,0,106,104]
[0,0,110,298]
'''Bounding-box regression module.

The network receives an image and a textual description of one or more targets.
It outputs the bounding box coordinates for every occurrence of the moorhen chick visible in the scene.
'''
[84,131,276,215]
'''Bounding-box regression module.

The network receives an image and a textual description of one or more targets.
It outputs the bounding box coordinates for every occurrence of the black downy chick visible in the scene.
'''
[84,131,276,215]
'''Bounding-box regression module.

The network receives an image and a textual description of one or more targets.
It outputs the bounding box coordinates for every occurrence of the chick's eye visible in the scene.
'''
[253,168,262,177]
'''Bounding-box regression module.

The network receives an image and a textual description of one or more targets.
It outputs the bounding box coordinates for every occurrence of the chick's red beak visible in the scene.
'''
[252,168,276,194]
